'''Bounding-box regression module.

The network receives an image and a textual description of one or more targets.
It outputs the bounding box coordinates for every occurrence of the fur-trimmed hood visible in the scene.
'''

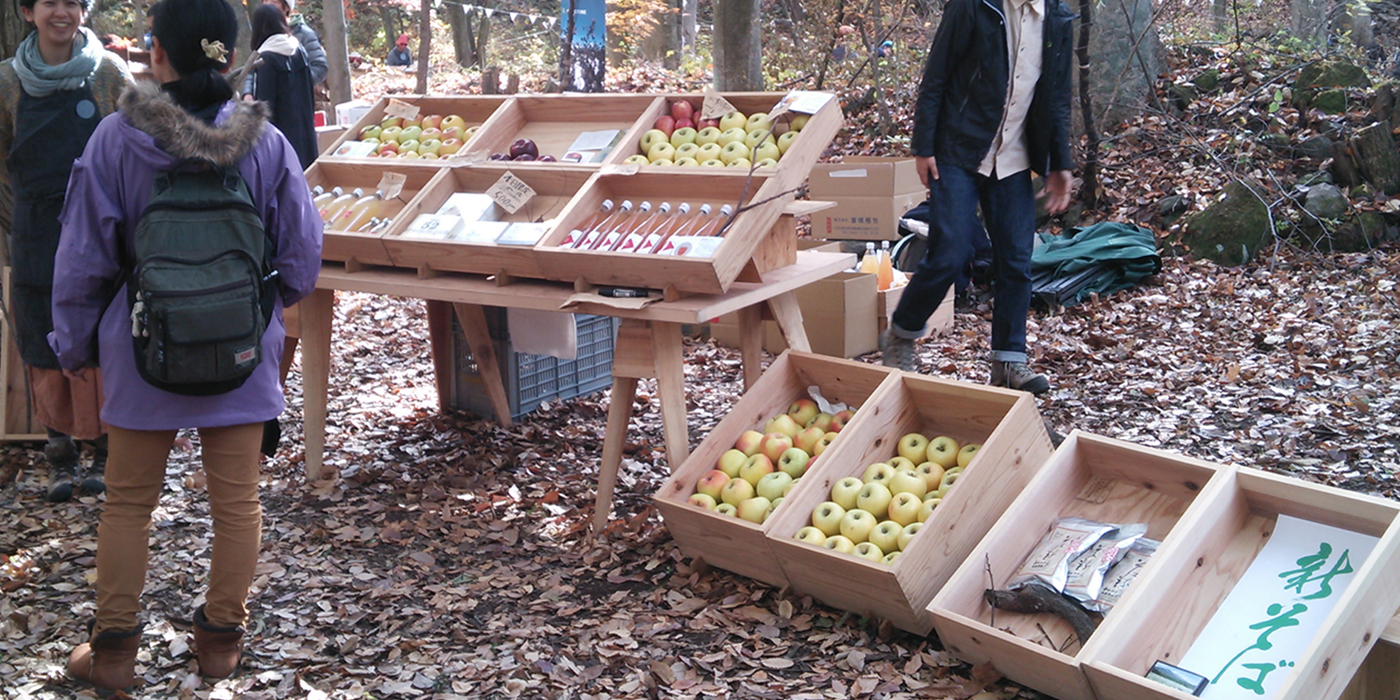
[118,82,270,166]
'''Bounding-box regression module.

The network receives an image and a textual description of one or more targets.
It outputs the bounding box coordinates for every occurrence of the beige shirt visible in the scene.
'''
[978,0,1044,178]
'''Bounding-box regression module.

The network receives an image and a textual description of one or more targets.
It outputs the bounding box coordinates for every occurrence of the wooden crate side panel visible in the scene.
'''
[1,267,43,440]
[931,609,1101,700]
[1238,467,1400,538]
[1083,662,1201,700]
[1337,642,1400,700]
[323,95,509,163]
[775,535,924,632]
[1073,432,1220,503]
[654,497,789,587]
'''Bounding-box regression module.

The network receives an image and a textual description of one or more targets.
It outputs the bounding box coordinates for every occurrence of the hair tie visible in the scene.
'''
[201,38,228,62]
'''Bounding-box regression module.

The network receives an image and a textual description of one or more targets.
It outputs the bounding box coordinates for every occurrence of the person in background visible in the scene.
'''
[0,0,133,502]
[880,0,1075,395]
[50,0,322,690]
[246,3,316,169]
[241,0,326,96]
[387,33,412,66]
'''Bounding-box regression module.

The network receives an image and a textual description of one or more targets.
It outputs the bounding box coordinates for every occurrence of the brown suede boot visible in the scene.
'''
[193,606,245,678]
[67,625,141,692]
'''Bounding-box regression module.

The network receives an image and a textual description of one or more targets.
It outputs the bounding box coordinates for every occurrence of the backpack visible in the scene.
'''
[127,159,278,396]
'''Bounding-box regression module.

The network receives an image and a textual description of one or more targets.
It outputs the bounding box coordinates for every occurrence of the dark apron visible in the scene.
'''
[8,83,100,369]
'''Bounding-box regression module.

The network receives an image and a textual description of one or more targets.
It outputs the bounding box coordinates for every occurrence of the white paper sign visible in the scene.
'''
[506,308,577,360]
[376,172,407,201]
[486,171,536,215]
[1177,514,1378,700]
[701,88,738,120]
[384,98,421,121]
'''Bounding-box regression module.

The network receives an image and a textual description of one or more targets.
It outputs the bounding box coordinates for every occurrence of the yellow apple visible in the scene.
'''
[794,526,827,546]
[915,462,946,492]
[720,477,755,506]
[718,110,748,132]
[887,491,923,526]
[839,508,877,544]
[736,496,771,523]
[887,470,928,500]
[810,501,846,536]
[855,481,893,516]
[957,443,981,468]
[853,542,885,562]
[917,497,941,523]
[830,477,864,511]
[897,433,931,463]
[823,535,856,554]
[777,130,799,154]
[868,520,903,554]
[861,462,896,485]
[898,522,923,550]
[926,436,960,469]
[694,126,722,146]
[734,430,765,457]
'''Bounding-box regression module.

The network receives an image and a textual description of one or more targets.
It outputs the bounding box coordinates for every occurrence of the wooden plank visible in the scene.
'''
[425,300,453,412]
[766,292,811,353]
[650,321,689,471]
[1338,641,1400,700]
[0,267,43,441]
[593,376,638,535]
[451,303,514,429]
[300,287,335,481]
[736,305,763,390]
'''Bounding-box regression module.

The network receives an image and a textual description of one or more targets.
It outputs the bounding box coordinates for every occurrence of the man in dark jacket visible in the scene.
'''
[881,0,1075,395]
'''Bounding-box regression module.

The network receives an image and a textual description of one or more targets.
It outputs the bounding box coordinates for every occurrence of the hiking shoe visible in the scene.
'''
[45,439,80,503]
[880,329,916,371]
[79,436,108,496]
[990,361,1050,395]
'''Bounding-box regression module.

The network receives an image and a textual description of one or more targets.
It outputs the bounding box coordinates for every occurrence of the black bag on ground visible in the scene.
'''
[128,159,276,396]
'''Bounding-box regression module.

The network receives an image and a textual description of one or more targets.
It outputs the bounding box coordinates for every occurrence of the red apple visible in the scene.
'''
[509,138,538,159]
[420,114,443,130]
[653,115,676,137]
[671,100,696,122]
[674,117,695,131]
[698,117,720,129]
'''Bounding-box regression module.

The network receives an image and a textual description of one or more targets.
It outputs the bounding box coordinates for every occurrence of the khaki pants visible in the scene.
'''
[93,423,263,636]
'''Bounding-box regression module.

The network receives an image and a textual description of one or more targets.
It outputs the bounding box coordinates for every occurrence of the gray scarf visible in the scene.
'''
[12,27,103,98]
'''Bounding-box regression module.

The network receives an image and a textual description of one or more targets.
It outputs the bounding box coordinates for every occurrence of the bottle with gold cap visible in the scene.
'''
[321,187,364,223]
[338,190,385,232]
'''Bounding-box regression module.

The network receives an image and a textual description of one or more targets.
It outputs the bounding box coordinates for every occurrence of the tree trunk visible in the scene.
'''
[414,0,430,94]
[224,0,252,69]
[1,0,29,60]
[380,6,400,56]
[446,2,475,68]
[1351,121,1400,194]
[1076,0,1099,210]
[321,0,353,117]
[681,0,696,57]
[661,0,681,69]
[1211,0,1226,32]
[712,0,762,91]
[475,11,491,70]
[1292,0,1327,44]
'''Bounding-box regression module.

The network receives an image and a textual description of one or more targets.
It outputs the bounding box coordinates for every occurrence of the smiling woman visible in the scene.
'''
[0,0,133,501]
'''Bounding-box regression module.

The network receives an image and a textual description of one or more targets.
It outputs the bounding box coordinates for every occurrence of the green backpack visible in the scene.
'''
[128,160,277,396]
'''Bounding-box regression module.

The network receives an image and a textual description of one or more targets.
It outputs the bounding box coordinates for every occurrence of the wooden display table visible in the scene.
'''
[299,250,855,531]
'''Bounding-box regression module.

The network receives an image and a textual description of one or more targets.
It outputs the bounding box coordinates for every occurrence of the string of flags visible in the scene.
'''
[437,1,560,29]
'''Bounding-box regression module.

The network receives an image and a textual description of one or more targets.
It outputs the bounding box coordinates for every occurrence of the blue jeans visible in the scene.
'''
[890,165,1035,364]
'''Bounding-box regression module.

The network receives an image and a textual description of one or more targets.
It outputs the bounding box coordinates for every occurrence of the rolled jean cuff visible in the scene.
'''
[890,322,925,340]
[991,350,1029,364]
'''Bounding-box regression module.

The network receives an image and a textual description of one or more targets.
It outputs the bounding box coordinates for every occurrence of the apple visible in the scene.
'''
[794,526,827,546]
[674,142,701,161]
[419,152,440,161]
[399,125,423,143]
[379,126,403,143]
[696,143,724,162]
[736,496,771,524]
[807,412,834,432]
[734,430,765,457]
[647,142,678,163]
[653,115,676,136]
[379,116,403,129]
[917,498,941,523]
[419,126,443,142]
[670,127,698,147]
[438,138,465,156]
[420,114,443,130]
[788,114,810,131]
[375,142,399,155]
[787,398,820,427]
[856,482,893,517]
[376,150,398,158]
[670,100,696,122]
[699,159,727,168]
[861,462,896,485]
[509,138,538,159]
[882,551,901,565]
[887,492,923,526]
[743,129,776,150]
[810,501,846,536]
[697,116,720,129]
[830,409,854,432]
[752,141,782,163]
[784,480,797,497]
[360,137,381,146]
[792,426,825,455]
[754,157,780,169]
[829,477,864,511]
[756,471,793,501]
[764,414,802,439]
[887,470,929,499]
[463,125,481,139]
[936,468,962,498]
[839,508,877,544]
[418,139,443,156]
[401,116,423,130]
[957,443,981,468]
[726,158,752,169]
[812,431,838,457]
[716,127,747,148]
[623,154,651,166]
[715,503,737,517]
[396,150,420,159]
[926,436,961,469]
[720,477,755,506]
[687,492,717,510]
[398,138,421,154]
[512,153,537,162]
[888,456,917,473]
[694,469,730,500]
[869,520,903,554]
[777,448,810,479]
[674,117,695,130]
[639,129,670,154]
[718,110,748,132]
[746,112,773,133]
[739,453,776,486]
[898,522,923,550]
[440,125,465,142]
[898,433,931,464]
[358,124,382,140]
[777,131,799,154]
[915,462,946,492]
[853,542,885,562]
[823,535,856,554]
[713,450,749,478]
[694,126,722,146]
[758,433,794,464]
[675,157,701,167]
[441,114,468,131]
[720,141,750,164]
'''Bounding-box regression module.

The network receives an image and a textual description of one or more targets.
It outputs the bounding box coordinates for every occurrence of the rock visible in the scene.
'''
[1312,90,1348,114]
[1167,83,1195,111]
[1192,69,1220,91]
[1352,182,1375,200]
[1178,180,1272,266]
[1297,171,1334,188]
[1297,135,1334,160]
[1257,133,1291,149]
[1296,60,1370,108]
[1303,183,1349,219]
[1158,194,1190,227]
[1296,212,1395,252]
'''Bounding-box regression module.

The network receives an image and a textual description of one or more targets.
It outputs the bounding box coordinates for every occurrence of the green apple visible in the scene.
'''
[861,462,896,485]
[360,137,381,146]
[647,141,677,163]
[812,432,838,458]
[686,492,717,510]
[810,501,846,536]
[716,127,748,148]
[739,453,776,486]
[752,141,781,163]
[734,430,765,457]
[715,503,738,517]
[623,154,650,166]
[758,432,793,463]
[357,124,382,140]
[887,492,923,526]
[936,468,962,498]
[417,138,443,156]
[898,433,931,464]
[754,157,780,168]
[777,448,811,479]
[674,157,701,167]
[717,448,748,478]
[823,535,856,554]
[957,443,981,468]
[882,551,901,565]
[639,129,670,154]
[898,522,923,550]
[856,481,893,516]
[788,114,810,132]
[917,497,941,523]
[720,477,755,506]
[868,520,903,554]
[888,456,917,473]
[674,142,701,161]
[670,126,699,147]
[379,126,403,143]
[830,477,864,511]
[718,110,748,132]
[915,462,946,492]
[807,412,835,432]
[726,158,753,169]
[399,125,423,143]
[743,129,776,150]
[764,414,802,439]
[719,141,751,164]
[787,398,820,427]
[887,470,928,499]
[695,126,722,146]
[765,497,783,520]
[696,142,724,162]
[926,436,960,469]
[777,130,799,154]
[736,496,771,523]
[695,469,730,500]
[397,138,421,154]
[745,112,773,133]
[699,159,727,168]
[794,526,827,546]
[853,542,885,562]
[839,508,878,544]
[650,158,675,167]
[756,471,794,501]
[793,426,826,455]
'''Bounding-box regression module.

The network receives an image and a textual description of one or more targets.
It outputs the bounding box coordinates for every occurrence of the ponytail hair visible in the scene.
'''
[151,0,239,111]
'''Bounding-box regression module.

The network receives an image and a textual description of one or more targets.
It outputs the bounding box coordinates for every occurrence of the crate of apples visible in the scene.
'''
[795,433,980,564]
[627,98,810,169]
[356,113,477,160]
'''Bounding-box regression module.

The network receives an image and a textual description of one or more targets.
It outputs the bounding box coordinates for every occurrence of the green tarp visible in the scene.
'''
[1031,222,1162,307]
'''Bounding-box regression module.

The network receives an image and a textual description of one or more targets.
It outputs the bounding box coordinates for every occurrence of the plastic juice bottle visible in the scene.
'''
[859,241,879,274]
[618,201,671,252]
[599,200,651,250]
[313,186,340,216]
[651,202,708,254]
[322,187,364,223]
[578,199,632,249]
[643,202,689,254]
[695,204,735,237]
[877,239,894,291]
[568,199,615,246]
[338,190,385,232]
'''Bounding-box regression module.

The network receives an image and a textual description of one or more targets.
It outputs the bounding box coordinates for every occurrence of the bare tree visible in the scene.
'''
[1,0,28,60]
[321,0,352,114]
[415,0,429,94]
[713,0,761,90]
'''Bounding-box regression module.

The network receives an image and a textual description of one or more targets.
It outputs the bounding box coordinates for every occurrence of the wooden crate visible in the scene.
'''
[379,166,591,277]
[465,94,661,167]
[305,161,443,267]
[766,372,1055,634]
[535,169,796,295]
[1339,621,1400,700]
[1080,467,1400,700]
[927,431,1227,700]
[320,95,509,164]
[1,267,44,441]
[653,351,896,588]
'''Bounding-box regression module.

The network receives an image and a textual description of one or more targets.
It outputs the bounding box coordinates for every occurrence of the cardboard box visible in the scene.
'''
[879,284,952,338]
[808,157,925,241]
[333,99,372,126]
[711,271,879,359]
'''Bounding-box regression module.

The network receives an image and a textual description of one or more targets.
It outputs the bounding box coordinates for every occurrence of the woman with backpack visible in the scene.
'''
[244,3,317,169]
[48,0,322,690]
[0,0,133,502]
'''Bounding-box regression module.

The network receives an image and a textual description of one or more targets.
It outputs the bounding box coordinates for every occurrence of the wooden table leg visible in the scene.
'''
[650,321,690,471]
[452,303,514,429]
[593,375,639,535]
[735,305,764,390]
[425,300,453,413]
[300,288,334,482]
[767,291,811,353]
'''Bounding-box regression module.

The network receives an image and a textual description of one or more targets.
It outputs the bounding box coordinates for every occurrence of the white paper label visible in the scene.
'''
[701,88,738,120]
[384,98,420,121]
[486,172,536,215]
[376,172,408,201]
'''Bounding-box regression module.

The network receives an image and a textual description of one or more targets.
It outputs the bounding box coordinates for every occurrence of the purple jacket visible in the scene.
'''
[49,83,323,431]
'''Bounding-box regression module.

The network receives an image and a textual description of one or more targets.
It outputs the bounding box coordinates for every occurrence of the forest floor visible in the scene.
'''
[2,36,1400,700]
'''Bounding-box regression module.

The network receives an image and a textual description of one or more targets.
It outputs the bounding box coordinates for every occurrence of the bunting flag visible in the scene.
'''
[440,2,559,29]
